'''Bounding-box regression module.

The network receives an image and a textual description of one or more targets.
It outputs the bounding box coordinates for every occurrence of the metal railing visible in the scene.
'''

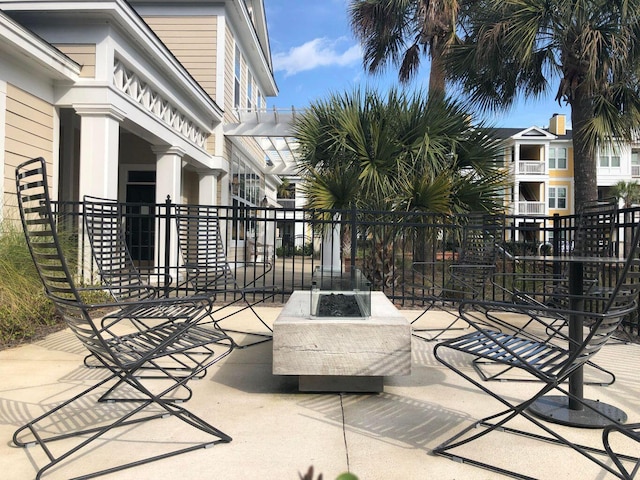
[518,161,546,175]
[53,199,640,336]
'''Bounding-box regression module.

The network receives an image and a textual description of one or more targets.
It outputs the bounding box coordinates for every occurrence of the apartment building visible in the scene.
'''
[0,0,285,265]
[495,113,640,242]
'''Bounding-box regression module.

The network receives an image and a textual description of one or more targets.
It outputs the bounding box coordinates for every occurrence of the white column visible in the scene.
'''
[198,170,218,206]
[153,146,185,204]
[75,106,124,283]
[75,106,124,200]
[152,146,185,276]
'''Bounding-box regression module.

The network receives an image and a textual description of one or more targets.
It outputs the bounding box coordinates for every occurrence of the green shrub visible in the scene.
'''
[0,223,60,348]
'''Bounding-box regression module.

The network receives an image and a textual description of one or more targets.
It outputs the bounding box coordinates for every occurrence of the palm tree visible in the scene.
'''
[611,180,640,208]
[447,0,640,208]
[294,87,506,215]
[349,0,461,97]
[293,87,507,285]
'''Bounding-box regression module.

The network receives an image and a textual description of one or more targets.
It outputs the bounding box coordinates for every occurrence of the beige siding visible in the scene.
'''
[55,44,96,78]
[144,16,217,99]
[4,84,54,219]
[182,170,199,204]
[205,135,215,155]
[224,27,235,121]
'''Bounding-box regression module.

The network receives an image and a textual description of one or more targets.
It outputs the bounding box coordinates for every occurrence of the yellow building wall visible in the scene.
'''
[548,144,574,214]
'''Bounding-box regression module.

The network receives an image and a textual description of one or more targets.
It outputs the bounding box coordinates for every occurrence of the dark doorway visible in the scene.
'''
[126,172,156,263]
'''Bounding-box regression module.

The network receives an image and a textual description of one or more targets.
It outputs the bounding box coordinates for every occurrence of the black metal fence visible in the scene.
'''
[53,198,640,336]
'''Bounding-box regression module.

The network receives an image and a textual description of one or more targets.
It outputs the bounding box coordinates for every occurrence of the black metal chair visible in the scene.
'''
[14,158,234,479]
[83,195,223,379]
[432,215,640,479]
[474,200,619,384]
[603,423,640,479]
[410,213,501,341]
[83,195,166,302]
[174,204,279,348]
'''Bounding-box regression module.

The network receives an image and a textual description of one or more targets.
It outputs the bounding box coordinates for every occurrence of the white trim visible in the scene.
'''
[216,15,227,109]
[0,11,80,80]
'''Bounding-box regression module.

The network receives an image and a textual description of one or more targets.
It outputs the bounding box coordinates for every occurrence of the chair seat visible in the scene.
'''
[107,323,230,367]
[441,329,568,378]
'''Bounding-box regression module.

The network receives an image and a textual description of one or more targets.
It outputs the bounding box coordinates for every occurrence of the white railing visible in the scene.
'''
[518,201,546,215]
[113,59,206,148]
[518,161,546,175]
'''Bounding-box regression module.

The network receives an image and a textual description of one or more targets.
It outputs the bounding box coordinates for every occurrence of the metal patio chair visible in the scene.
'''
[473,200,619,384]
[410,213,501,342]
[174,203,279,348]
[432,215,640,479]
[83,195,223,380]
[83,195,167,302]
[14,158,234,479]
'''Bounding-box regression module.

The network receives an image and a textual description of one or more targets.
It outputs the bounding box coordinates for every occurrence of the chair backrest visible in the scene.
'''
[16,158,109,360]
[574,199,618,258]
[83,196,155,301]
[446,213,501,298]
[174,204,237,293]
[568,217,640,371]
[459,213,501,265]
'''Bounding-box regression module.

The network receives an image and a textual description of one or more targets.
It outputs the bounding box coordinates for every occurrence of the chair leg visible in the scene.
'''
[208,296,274,348]
[14,361,232,479]
[411,301,468,342]
[433,344,637,479]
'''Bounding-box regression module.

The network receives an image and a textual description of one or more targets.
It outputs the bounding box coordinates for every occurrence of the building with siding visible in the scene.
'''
[497,113,640,242]
[0,0,286,267]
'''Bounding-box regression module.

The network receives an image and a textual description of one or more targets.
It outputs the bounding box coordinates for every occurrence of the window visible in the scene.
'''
[234,45,241,109]
[230,153,263,241]
[549,147,567,169]
[548,186,567,209]
[247,73,253,110]
[599,148,621,168]
[633,149,640,176]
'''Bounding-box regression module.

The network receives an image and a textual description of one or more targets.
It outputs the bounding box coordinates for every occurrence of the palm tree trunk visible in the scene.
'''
[570,91,598,208]
[429,43,447,98]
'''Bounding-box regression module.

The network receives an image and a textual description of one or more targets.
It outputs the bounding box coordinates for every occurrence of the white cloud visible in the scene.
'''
[273,37,361,76]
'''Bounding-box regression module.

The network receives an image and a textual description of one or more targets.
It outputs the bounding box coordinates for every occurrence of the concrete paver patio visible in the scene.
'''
[0,307,638,480]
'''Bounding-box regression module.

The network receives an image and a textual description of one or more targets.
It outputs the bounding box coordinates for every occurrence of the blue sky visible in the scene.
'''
[264,0,572,129]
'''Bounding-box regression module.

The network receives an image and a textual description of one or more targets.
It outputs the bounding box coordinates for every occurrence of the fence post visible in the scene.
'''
[552,213,562,284]
[351,203,357,280]
[164,195,172,297]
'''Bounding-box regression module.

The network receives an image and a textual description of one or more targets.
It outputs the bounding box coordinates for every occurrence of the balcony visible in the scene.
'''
[517,201,546,215]
[517,160,546,175]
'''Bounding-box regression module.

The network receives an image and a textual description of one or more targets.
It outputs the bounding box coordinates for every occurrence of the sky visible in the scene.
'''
[264,0,572,129]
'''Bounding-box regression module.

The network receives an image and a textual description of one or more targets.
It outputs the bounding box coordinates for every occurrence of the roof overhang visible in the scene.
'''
[0,10,80,80]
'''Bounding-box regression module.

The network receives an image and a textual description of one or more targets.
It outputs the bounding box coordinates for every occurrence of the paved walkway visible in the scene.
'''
[1,307,638,480]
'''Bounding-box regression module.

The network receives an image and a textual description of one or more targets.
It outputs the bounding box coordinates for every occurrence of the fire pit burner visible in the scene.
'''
[317,293,362,317]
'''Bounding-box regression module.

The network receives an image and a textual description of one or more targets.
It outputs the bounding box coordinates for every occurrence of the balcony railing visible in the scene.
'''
[518,161,546,175]
[53,200,640,336]
[517,201,546,215]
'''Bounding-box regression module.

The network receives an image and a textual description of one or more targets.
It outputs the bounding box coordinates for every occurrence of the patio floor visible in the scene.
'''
[1,307,638,480]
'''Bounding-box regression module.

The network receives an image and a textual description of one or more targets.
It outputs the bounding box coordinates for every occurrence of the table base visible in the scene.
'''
[528,395,627,428]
